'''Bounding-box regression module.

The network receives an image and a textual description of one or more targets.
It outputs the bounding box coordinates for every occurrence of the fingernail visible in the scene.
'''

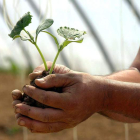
[36,78,45,82]
[12,101,21,107]
[12,94,18,99]
[19,120,25,126]
[12,91,19,99]
[15,108,20,113]
[22,85,28,91]
[12,91,18,96]
[33,71,42,73]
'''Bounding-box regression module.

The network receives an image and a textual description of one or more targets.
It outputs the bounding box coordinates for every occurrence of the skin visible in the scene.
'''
[12,48,140,133]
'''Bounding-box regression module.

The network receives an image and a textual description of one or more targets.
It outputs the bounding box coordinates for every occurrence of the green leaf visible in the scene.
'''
[42,31,59,49]
[9,12,32,38]
[60,38,84,51]
[36,19,54,37]
[57,26,86,40]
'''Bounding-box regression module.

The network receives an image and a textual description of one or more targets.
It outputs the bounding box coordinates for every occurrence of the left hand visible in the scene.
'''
[12,61,72,133]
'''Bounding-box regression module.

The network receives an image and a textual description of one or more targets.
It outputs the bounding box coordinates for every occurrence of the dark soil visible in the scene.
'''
[22,70,62,108]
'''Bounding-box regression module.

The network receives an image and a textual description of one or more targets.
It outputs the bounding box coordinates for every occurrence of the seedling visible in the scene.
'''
[9,12,86,74]
[9,12,86,108]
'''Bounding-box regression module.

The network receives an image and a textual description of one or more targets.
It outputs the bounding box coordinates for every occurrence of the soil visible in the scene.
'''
[1,73,140,140]
[22,70,62,108]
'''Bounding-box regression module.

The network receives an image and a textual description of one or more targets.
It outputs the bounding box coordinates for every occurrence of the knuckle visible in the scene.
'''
[29,121,34,130]
[65,73,80,82]
[12,89,22,100]
[25,107,31,116]
[47,74,56,82]
[66,73,75,78]
[46,61,52,65]
[47,124,53,133]
[23,85,34,97]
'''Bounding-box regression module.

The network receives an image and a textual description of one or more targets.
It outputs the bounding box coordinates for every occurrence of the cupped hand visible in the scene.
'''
[12,61,72,106]
[12,61,74,132]
[12,61,72,126]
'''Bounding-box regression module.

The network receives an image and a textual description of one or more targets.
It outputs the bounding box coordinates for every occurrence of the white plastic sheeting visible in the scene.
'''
[0,0,140,75]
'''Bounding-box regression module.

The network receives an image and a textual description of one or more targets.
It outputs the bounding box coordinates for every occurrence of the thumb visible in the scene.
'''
[29,61,53,80]
[35,73,75,89]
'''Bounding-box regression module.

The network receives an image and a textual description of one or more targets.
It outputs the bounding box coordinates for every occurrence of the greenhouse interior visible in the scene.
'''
[0,0,140,140]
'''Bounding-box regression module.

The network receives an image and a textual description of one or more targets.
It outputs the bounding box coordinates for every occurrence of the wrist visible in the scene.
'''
[90,76,109,112]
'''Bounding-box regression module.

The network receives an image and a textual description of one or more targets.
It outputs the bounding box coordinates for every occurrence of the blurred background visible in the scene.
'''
[0,0,140,140]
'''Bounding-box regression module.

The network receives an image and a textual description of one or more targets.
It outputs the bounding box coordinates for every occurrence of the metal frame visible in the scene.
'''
[71,0,116,72]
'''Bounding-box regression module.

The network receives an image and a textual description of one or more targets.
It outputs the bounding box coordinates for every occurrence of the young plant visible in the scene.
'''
[9,12,86,108]
[9,12,86,74]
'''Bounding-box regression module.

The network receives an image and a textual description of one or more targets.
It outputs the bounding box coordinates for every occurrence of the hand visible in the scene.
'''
[12,61,71,106]
[12,61,72,129]
[11,61,74,132]
[13,68,104,133]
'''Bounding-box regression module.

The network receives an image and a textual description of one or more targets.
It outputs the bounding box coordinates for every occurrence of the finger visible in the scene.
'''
[11,89,22,100]
[12,100,22,107]
[50,64,71,74]
[15,103,66,122]
[17,116,68,133]
[29,61,53,80]
[35,73,75,89]
[33,61,52,72]
[23,85,70,109]
[29,71,42,81]
[29,62,71,80]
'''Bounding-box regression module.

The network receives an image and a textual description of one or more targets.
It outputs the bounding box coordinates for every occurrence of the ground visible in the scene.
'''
[0,73,140,140]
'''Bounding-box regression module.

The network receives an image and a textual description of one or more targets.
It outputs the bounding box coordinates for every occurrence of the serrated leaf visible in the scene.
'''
[36,19,54,37]
[42,31,59,49]
[57,26,86,40]
[9,12,32,38]
[60,38,84,51]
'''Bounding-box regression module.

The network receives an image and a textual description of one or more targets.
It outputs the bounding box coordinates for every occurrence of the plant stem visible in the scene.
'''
[23,28,48,71]
[49,50,60,74]
[23,29,34,42]
[23,28,28,35]
[34,42,48,71]
[35,36,37,43]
